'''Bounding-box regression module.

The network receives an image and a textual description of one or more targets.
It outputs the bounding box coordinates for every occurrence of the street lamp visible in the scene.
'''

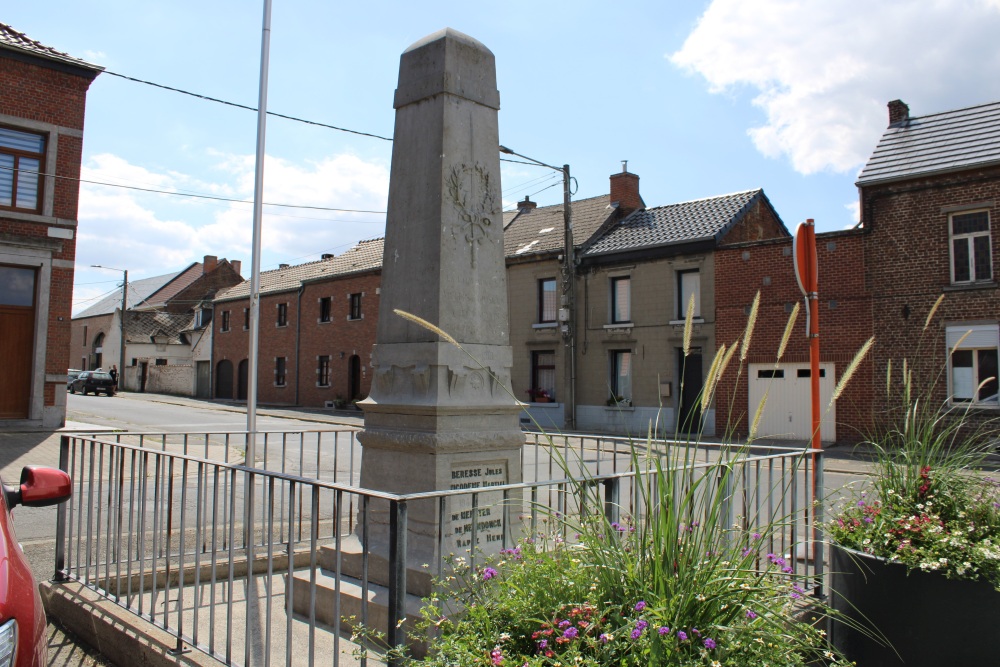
[91,265,127,388]
[498,145,578,429]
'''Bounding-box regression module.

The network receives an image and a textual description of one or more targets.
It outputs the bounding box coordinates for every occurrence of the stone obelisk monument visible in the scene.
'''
[357,28,523,566]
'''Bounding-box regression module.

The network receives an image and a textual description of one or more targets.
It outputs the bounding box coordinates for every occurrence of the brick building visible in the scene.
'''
[713,230,873,442]
[0,23,101,427]
[858,99,1000,424]
[213,240,381,405]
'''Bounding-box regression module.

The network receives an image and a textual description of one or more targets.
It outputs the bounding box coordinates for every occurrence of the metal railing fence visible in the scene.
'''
[54,432,824,667]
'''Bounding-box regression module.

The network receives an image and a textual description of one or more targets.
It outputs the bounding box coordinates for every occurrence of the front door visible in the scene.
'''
[237,359,248,400]
[677,348,703,433]
[196,361,211,398]
[348,355,362,400]
[0,266,36,419]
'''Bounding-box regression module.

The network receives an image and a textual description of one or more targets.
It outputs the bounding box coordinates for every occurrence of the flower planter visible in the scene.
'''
[830,543,1000,666]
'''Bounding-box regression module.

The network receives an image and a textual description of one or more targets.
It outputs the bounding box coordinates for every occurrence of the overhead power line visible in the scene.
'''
[103,70,394,142]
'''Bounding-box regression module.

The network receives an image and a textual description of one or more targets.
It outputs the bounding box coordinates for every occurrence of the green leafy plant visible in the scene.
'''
[352,301,870,666]
[829,294,1000,588]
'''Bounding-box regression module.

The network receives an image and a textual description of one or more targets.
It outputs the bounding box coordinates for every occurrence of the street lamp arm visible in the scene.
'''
[498,145,564,173]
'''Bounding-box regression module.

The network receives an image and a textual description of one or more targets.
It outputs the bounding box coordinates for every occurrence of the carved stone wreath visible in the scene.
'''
[447,163,499,259]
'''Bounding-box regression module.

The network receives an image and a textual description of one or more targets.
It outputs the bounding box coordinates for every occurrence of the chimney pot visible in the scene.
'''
[230,260,241,276]
[888,99,909,126]
[518,196,537,212]
[203,255,218,274]
[279,263,290,269]
[322,253,334,260]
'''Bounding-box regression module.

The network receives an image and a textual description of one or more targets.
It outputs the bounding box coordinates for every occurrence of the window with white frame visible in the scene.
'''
[610,276,631,324]
[677,269,701,319]
[950,211,992,284]
[948,324,999,404]
[275,357,287,387]
[538,278,557,323]
[0,126,45,212]
[530,350,556,401]
[609,350,632,401]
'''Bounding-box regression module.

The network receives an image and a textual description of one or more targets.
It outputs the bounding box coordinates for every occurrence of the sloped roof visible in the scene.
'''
[584,189,770,257]
[75,271,182,319]
[504,194,614,259]
[123,311,194,345]
[857,100,1000,186]
[0,23,102,73]
[215,238,385,302]
[137,262,202,310]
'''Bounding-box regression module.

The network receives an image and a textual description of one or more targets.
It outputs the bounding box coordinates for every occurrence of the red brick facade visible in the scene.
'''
[213,271,381,406]
[714,231,874,441]
[0,29,100,427]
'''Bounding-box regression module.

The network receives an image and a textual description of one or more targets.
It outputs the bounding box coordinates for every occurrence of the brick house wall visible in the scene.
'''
[298,273,380,406]
[861,165,1000,429]
[0,31,100,427]
[714,230,873,441]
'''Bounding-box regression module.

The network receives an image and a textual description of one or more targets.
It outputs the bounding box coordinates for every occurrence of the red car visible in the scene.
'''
[0,467,72,666]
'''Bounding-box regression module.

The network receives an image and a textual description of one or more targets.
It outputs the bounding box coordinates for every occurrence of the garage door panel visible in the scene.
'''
[748,363,835,441]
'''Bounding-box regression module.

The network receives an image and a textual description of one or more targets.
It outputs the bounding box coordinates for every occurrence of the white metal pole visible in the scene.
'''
[246,0,273,465]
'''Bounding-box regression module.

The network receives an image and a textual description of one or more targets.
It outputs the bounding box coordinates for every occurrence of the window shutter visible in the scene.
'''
[947,324,999,349]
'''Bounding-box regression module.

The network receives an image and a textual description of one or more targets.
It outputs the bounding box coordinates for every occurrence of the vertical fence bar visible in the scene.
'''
[285,481,296,667]
[814,452,825,596]
[360,495,370,667]
[387,499,408,667]
[54,435,71,581]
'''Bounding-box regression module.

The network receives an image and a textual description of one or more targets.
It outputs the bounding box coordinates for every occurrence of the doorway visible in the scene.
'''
[677,348,703,433]
[348,355,362,400]
[216,359,233,399]
[139,362,148,393]
[237,359,248,400]
[0,266,36,419]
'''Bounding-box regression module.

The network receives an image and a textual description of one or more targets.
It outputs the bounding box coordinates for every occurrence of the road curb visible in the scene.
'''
[39,580,220,667]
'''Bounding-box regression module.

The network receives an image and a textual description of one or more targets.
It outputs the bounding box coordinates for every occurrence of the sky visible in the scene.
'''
[8,0,1000,314]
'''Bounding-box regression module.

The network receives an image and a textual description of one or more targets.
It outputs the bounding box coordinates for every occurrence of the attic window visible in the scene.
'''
[539,227,555,234]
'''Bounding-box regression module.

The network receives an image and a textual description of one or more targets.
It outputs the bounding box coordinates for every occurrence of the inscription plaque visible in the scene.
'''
[448,461,508,551]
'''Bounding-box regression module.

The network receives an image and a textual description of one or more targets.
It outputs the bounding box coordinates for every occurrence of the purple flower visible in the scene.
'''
[857,500,866,507]
[752,532,762,540]
[704,638,717,650]
[563,627,578,639]
[782,566,793,574]
[630,628,642,640]
[558,620,571,628]
[746,610,757,620]
[692,628,701,636]
[634,601,646,612]
[600,633,611,644]
[658,626,670,635]
[482,567,499,581]
[677,631,688,641]
[742,547,753,557]
[635,620,649,632]
[537,639,547,650]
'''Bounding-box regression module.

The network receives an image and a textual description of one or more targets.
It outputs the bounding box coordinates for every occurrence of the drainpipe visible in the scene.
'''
[294,284,304,406]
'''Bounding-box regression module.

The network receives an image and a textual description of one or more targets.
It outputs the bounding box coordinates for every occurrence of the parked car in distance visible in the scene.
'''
[68,371,114,396]
[0,466,73,666]
[66,369,81,387]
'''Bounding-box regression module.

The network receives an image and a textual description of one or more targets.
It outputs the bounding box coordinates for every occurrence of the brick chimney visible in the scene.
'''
[609,160,642,215]
[888,99,909,126]
[230,260,242,276]
[518,196,537,212]
[203,255,218,274]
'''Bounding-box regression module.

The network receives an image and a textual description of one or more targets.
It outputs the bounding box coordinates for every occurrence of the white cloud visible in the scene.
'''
[74,151,389,312]
[670,0,1000,174]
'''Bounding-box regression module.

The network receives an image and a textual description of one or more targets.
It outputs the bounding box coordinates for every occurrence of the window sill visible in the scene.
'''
[525,401,561,407]
[949,401,1000,410]
[669,318,705,326]
[944,281,997,292]
[604,323,633,330]
[533,322,558,329]
[347,317,362,322]
[274,383,287,388]
[605,405,634,412]
[316,383,330,388]
[317,319,331,325]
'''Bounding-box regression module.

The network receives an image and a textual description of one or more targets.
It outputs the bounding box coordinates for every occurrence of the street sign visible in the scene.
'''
[793,222,817,298]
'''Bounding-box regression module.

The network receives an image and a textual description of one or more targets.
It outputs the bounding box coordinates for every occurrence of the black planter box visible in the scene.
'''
[830,543,1000,666]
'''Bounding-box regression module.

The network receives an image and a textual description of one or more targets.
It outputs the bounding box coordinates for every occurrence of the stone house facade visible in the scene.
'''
[0,23,101,427]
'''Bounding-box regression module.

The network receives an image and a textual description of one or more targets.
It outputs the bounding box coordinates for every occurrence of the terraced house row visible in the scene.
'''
[210,98,1000,443]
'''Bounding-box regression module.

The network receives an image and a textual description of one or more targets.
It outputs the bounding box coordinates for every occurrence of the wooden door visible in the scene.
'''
[0,266,36,419]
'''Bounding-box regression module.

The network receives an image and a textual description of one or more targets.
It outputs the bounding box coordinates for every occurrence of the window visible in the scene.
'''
[243,307,250,330]
[155,359,167,366]
[950,211,992,283]
[221,311,231,332]
[610,277,631,324]
[195,308,212,328]
[319,297,332,323]
[610,350,632,401]
[83,325,88,347]
[530,351,556,402]
[275,357,287,386]
[349,293,362,320]
[0,127,45,212]
[277,303,288,327]
[538,278,557,323]
[318,355,331,386]
[948,324,999,404]
[677,269,701,319]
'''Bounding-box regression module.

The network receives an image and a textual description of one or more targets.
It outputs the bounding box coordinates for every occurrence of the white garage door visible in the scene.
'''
[748,363,836,442]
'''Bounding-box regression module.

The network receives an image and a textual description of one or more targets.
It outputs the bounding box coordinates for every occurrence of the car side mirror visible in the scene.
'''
[3,466,72,509]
